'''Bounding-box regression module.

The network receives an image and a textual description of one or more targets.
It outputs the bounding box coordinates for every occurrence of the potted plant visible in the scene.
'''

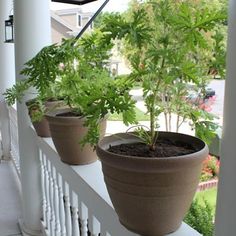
[4,44,64,137]
[95,1,226,235]
[45,32,137,165]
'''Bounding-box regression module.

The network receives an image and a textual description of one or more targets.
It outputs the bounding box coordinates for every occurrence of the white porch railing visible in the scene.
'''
[32,126,201,236]
[6,104,202,236]
[9,106,20,176]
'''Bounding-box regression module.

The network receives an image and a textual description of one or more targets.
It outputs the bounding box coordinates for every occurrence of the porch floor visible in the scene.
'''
[0,160,22,236]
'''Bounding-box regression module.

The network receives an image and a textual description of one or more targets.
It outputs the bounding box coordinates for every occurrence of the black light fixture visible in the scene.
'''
[52,0,98,5]
[5,15,14,43]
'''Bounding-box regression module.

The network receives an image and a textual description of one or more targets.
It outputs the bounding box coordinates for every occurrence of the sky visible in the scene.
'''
[50,0,130,13]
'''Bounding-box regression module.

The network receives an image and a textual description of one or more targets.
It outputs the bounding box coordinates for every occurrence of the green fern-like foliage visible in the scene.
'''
[5,28,137,146]
[20,43,61,95]
[4,80,31,106]
[59,64,136,147]
[52,32,138,147]
[26,98,45,122]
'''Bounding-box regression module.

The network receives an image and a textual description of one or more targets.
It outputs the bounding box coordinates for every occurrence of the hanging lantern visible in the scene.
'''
[5,15,14,43]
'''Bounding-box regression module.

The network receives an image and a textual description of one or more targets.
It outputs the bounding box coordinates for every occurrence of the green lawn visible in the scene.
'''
[195,188,217,210]
[108,107,149,121]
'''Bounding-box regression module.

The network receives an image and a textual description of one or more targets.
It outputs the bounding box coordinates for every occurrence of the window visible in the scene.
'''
[77,14,93,29]
[77,14,82,27]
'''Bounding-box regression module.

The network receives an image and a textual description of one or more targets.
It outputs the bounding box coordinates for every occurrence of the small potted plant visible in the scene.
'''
[4,44,64,137]
[45,32,137,165]
[95,1,226,235]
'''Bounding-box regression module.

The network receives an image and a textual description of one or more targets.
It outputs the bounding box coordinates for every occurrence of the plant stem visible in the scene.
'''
[150,78,161,150]
[169,112,172,132]
[178,117,186,131]
[176,115,180,132]
[150,106,156,150]
[165,112,168,131]
[150,85,159,150]
[149,55,166,149]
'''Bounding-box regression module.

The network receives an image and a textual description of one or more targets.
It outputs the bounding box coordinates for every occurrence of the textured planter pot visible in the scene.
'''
[31,117,51,137]
[96,132,208,236]
[26,99,65,138]
[46,108,107,165]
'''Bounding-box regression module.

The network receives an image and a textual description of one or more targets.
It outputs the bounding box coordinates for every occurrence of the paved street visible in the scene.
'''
[208,79,225,120]
[129,79,225,126]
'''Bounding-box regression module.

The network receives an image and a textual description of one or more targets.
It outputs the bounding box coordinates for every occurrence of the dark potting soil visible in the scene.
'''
[108,138,198,158]
[47,97,64,102]
[56,112,82,117]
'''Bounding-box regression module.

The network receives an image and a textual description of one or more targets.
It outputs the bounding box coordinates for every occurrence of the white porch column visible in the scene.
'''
[0,0,15,160]
[14,0,51,235]
[215,0,236,235]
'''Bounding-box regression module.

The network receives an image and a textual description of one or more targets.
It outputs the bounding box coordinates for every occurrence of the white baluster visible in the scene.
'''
[71,192,80,236]
[58,174,66,236]
[44,156,51,232]
[39,151,46,225]
[80,203,88,236]
[64,183,72,236]
[89,215,100,236]
[72,207,80,236]
[53,167,61,235]
[48,160,55,236]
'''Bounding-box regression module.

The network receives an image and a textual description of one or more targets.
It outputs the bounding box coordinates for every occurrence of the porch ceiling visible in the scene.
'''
[52,0,98,5]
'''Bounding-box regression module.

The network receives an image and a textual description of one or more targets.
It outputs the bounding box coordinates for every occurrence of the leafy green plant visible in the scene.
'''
[4,28,137,145]
[26,98,45,123]
[184,199,214,236]
[3,43,64,122]
[49,31,137,146]
[20,44,62,95]
[3,34,105,121]
[100,0,226,149]
[4,80,30,106]
[58,55,136,146]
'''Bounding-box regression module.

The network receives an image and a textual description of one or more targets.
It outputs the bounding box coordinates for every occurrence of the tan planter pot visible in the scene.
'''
[26,99,65,138]
[31,117,51,137]
[96,132,208,236]
[46,108,107,165]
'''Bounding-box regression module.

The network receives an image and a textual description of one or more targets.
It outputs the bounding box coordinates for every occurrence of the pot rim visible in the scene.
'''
[97,131,208,161]
[45,108,108,127]
[45,108,85,120]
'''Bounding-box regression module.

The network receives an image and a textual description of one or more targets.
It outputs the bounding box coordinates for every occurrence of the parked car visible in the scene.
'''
[205,87,216,99]
[185,84,216,104]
